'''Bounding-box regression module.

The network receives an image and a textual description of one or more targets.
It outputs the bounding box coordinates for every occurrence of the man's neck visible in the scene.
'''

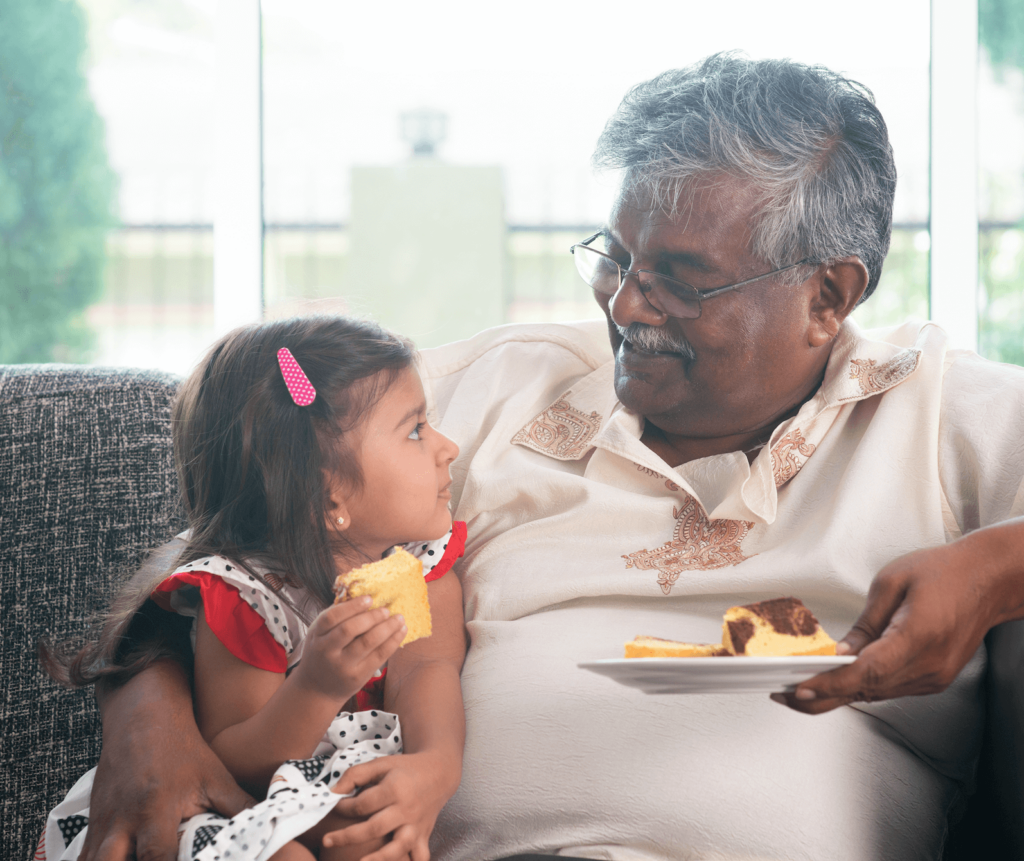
[640,380,818,468]
[641,421,778,468]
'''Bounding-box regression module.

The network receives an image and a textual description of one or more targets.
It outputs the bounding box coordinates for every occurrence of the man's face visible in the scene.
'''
[597,175,826,441]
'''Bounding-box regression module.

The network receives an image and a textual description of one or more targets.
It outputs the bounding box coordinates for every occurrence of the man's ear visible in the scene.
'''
[807,257,869,347]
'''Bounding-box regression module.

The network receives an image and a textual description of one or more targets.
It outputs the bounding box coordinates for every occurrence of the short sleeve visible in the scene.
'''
[404,520,467,583]
[152,570,289,673]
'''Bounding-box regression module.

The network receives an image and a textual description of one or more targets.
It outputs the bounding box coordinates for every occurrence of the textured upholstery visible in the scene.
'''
[0,364,184,861]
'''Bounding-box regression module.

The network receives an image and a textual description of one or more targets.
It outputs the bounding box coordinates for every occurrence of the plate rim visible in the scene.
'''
[577,655,857,669]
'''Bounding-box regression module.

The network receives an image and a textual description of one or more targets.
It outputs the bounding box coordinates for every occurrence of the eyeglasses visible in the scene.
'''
[570,232,811,320]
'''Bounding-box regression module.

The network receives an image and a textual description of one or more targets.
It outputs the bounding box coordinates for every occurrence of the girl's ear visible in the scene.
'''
[324,473,352,532]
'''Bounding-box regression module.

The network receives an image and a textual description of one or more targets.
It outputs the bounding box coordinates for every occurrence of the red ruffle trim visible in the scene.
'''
[355,670,387,711]
[152,572,288,673]
[425,520,467,583]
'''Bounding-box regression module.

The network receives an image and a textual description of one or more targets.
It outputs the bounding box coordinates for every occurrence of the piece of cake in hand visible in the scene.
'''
[333,548,431,646]
[624,636,730,658]
[721,597,836,656]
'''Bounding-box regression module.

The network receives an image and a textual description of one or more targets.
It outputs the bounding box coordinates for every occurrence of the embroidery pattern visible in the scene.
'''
[511,393,601,461]
[622,496,753,594]
[771,429,816,488]
[848,351,920,396]
[634,462,681,491]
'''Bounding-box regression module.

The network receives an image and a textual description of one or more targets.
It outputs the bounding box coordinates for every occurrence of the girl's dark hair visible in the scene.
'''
[41,315,414,688]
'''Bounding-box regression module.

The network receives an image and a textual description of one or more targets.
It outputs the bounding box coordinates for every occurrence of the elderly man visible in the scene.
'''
[84,54,1024,861]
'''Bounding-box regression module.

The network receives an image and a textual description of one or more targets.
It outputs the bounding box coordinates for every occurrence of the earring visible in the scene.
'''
[337,516,345,525]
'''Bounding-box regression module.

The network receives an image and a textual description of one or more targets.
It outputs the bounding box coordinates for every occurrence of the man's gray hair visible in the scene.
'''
[593,52,896,300]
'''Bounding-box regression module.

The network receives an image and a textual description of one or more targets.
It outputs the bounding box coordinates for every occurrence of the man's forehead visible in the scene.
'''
[607,174,761,270]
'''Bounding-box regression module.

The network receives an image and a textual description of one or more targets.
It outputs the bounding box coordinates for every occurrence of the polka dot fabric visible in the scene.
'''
[401,520,466,582]
[39,710,402,861]
[176,710,402,860]
[276,347,316,406]
[42,528,466,859]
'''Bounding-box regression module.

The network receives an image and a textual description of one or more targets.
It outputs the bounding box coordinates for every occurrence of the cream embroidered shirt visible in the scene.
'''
[419,317,1024,861]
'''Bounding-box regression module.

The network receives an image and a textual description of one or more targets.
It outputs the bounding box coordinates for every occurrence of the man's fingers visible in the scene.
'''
[201,752,256,819]
[132,817,181,861]
[784,630,913,710]
[204,775,256,819]
[837,571,907,655]
[81,830,133,861]
[770,690,854,715]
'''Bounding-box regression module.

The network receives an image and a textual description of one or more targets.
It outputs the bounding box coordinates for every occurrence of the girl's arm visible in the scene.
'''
[324,569,467,860]
[195,597,407,796]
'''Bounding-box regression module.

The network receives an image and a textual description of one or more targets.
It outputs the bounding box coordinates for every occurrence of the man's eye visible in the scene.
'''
[408,422,426,440]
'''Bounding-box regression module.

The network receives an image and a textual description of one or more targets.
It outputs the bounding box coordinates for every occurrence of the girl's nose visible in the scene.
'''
[437,430,459,464]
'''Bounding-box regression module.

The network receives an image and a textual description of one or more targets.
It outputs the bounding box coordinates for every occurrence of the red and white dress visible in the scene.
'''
[40,523,466,861]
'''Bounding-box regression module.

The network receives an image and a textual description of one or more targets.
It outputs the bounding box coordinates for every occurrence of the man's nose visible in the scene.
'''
[609,270,669,329]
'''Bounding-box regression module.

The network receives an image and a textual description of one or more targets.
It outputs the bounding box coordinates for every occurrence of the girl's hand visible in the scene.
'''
[322,751,450,861]
[294,597,407,702]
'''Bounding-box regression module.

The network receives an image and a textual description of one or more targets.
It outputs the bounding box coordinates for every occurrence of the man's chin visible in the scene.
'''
[614,361,690,418]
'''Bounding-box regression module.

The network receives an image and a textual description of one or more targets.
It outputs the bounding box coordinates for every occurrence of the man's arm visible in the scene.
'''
[82,660,254,861]
[80,538,254,861]
[778,517,1024,714]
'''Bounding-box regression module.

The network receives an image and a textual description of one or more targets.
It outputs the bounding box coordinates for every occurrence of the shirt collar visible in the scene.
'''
[510,319,925,523]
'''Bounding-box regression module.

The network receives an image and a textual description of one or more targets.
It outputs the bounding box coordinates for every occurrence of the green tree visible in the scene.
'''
[980,0,1024,76]
[978,0,1024,366]
[0,0,116,363]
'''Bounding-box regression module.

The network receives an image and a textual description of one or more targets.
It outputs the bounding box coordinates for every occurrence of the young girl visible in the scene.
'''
[40,316,466,861]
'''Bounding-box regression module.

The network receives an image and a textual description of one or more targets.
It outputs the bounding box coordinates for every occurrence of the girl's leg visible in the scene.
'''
[269,841,318,861]
[297,812,386,861]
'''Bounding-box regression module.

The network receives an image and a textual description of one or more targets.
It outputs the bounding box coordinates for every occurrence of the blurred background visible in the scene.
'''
[1,0,1022,374]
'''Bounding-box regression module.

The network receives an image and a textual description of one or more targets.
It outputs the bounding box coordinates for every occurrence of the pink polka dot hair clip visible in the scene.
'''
[277,347,317,406]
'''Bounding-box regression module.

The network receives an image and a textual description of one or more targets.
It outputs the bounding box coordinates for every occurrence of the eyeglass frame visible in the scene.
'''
[569,231,813,319]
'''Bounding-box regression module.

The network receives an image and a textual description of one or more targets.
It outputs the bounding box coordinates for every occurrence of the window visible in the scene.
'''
[978,0,1024,365]
[261,0,931,348]
[5,0,1016,371]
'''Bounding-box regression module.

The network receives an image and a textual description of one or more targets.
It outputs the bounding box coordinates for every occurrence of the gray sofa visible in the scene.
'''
[1,363,1021,861]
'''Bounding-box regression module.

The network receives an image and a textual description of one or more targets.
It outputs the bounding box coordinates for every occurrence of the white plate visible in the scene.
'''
[578,656,856,694]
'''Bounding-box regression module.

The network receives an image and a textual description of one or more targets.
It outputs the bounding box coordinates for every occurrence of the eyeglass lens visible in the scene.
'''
[572,244,701,319]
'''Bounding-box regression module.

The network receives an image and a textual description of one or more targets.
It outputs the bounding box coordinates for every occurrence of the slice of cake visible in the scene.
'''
[721,597,835,657]
[333,548,431,646]
[625,636,730,658]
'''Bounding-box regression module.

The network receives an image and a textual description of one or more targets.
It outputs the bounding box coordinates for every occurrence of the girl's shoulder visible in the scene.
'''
[151,555,309,673]
[401,520,467,582]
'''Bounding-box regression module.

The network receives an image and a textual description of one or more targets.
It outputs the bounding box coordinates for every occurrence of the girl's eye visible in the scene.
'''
[408,422,426,440]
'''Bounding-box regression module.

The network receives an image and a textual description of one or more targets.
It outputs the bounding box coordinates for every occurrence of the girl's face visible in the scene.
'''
[338,367,459,560]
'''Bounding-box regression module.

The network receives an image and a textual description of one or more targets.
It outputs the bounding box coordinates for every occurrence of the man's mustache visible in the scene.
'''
[616,323,696,360]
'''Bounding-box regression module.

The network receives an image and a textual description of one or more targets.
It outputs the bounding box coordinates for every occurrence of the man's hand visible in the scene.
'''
[775,520,1024,715]
[81,661,254,861]
[322,752,450,861]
